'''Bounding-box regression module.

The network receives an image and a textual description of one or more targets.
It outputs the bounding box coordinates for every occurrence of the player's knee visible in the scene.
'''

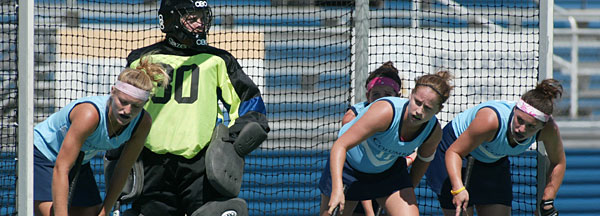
[190,198,248,216]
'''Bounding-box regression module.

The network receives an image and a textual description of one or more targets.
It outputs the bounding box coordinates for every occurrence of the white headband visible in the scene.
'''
[516,99,550,122]
[114,80,150,101]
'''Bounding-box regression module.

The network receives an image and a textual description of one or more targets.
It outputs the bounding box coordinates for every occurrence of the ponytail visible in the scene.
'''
[521,79,563,115]
[118,56,170,96]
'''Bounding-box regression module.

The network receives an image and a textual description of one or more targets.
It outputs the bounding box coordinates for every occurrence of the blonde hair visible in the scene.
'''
[412,70,454,106]
[118,56,170,93]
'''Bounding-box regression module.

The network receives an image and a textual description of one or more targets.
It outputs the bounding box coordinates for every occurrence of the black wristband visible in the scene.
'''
[540,199,558,216]
[542,199,554,206]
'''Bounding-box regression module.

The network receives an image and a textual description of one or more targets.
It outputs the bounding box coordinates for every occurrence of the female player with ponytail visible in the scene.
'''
[319,70,454,216]
[426,79,566,216]
[33,57,169,216]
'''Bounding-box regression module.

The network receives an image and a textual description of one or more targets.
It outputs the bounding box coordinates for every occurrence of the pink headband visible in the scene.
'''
[366,77,400,93]
[114,81,150,101]
[516,99,550,122]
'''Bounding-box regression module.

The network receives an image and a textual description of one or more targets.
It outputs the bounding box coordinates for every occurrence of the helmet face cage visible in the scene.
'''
[159,0,213,47]
[177,4,212,35]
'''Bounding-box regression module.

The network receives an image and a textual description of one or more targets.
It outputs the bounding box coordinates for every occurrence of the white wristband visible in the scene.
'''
[417,150,436,162]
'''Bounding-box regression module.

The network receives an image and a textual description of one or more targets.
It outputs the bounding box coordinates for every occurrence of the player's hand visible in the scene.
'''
[540,199,558,216]
[452,189,469,216]
[97,208,107,216]
[327,186,345,215]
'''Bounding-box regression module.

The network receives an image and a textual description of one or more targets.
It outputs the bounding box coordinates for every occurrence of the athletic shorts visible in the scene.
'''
[425,123,458,196]
[438,157,513,209]
[424,123,513,209]
[33,146,102,206]
[318,157,413,201]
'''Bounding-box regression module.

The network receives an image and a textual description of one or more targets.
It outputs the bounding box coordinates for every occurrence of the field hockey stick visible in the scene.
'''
[67,151,85,209]
[331,184,348,216]
[375,205,383,216]
[459,156,475,216]
[112,200,121,216]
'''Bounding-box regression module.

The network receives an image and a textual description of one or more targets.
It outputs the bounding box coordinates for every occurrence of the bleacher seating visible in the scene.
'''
[78,0,147,4]
[34,0,273,5]
[555,0,600,9]
[383,0,539,9]
[555,149,600,215]
[76,0,270,5]
[214,17,323,27]
[266,102,347,119]
[28,0,600,10]
[35,0,67,3]
[554,47,600,63]
[381,0,600,10]
[382,0,412,10]
[20,0,600,30]
[0,15,16,24]
[265,45,351,61]
[265,74,350,90]
[210,0,272,6]
[552,34,600,116]
[241,150,325,215]
[79,16,158,25]
[379,17,470,28]
[74,16,326,27]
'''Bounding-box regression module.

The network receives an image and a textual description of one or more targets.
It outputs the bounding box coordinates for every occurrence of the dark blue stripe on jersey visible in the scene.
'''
[239,96,266,116]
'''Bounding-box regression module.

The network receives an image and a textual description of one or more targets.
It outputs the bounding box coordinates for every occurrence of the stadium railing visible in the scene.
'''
[553,4,600,118]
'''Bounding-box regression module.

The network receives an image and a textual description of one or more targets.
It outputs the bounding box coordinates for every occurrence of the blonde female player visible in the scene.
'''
[33,58,169,216]
[319,70,453,216]
[425,79,566,216]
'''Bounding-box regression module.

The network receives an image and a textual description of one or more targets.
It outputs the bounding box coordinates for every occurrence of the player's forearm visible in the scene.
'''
[409,160,429,187]
[445,151,464,190]
[330,144,347,190]
[543,162,566,200]
[541,133,566,200]
[103,152,138,212]
[102,167,131,213]
[51,170,70,216]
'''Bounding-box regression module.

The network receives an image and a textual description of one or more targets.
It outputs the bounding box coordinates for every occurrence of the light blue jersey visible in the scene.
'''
[451,100,536,163]
[348,101,369,116]
[342,97,438,173]
[34,96,143,164]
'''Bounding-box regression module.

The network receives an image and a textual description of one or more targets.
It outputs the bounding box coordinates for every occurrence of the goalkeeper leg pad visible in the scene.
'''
[190,198,249,216]
[206,124,244,197]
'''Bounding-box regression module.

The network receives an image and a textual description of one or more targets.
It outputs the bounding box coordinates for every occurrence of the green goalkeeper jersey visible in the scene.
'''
[128,41,267,159]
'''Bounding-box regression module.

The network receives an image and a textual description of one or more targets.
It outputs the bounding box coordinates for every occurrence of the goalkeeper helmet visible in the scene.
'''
[159,0,213,48]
